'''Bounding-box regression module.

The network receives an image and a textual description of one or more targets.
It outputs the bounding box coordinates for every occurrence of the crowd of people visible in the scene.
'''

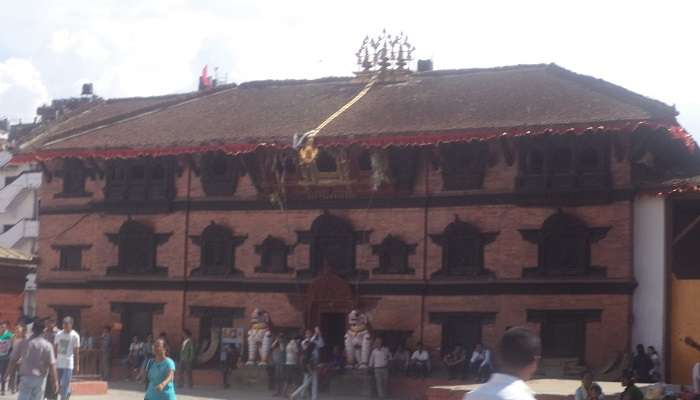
[0,315,683,400]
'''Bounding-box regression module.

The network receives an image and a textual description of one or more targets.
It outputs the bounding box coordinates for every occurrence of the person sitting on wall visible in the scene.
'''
[647,346,661,383]
[631,344,653,383]
[620,369,644,400]
[575,371,606,400]
[408,342,431,378]
[391,344,410,375]
[468,343,493,382]
[590,384,605,400]
[443,344,466,380]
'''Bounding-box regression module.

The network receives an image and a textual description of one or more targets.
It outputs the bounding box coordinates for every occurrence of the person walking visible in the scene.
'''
[54,317,80,400]
[220,344,238,389]
[99,326,111,381]
[270,333,286,396]
[463,327,541,400]
[631,344,652,383]
[145,338,176,400]
[6,319,59,400]
[9,324,25,394]
[0,320,15,395]
[283,336,301,396]
[369,337,392,399]
[290,342,318,400]
[647,346,661,382]
[177,330,194,389]
[620,370,643,400]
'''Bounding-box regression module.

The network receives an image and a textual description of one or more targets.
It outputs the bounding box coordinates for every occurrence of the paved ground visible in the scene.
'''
[0,381,368,400]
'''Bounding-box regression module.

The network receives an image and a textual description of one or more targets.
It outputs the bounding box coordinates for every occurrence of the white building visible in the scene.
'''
[0,151,40,317]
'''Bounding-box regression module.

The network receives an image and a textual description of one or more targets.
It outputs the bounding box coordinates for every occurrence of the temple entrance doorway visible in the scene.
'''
[320,312,346,361]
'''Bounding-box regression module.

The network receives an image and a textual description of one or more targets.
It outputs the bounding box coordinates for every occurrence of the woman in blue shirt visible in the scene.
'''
[146,339,176,400]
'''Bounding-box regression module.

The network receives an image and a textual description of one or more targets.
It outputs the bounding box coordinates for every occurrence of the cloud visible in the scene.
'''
[0,58,49,122]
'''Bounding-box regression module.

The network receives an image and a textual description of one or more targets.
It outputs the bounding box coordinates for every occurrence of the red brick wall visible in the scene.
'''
[0,291,24,326]
[36,149,635,369]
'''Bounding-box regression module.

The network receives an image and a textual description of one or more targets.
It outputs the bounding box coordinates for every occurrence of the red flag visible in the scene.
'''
[199,65,211,89]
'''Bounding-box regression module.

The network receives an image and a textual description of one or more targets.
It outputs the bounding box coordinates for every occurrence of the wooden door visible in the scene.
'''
[541,316,585,359]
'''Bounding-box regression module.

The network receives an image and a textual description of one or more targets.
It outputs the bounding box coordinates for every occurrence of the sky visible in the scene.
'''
[0,0,698,135]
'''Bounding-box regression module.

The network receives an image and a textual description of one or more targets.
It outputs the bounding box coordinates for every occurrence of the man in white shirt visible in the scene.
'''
[369,338,392,399]
[54,317,80,400]
[692,362,700,394]
[463,327,541,400]
[409,342,430,378]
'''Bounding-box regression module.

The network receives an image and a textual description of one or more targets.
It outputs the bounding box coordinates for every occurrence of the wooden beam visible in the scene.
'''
[673,214,700,246]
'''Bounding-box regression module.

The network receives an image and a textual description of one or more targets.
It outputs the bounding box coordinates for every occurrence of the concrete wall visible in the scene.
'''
[632,195,666,360]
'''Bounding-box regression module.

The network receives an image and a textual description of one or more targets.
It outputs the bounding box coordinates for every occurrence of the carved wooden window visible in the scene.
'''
[106,220,170,275]
[578,148,599,172]
[520,211,609,277]
[525,148,545,175]
[357,150,372,173]
[316,151,338,173]
[105,157,176,203]
[296,213,370,278]
[61,158,88,196]
[191,223,246,276]
[517,135,611,193]
[372,235,416,275]
[53,244,91,270]
[255,236,291,273]
[430,219,498,278]
[439,142,488,191]
[388,147,419,193]
[201,152,241,196]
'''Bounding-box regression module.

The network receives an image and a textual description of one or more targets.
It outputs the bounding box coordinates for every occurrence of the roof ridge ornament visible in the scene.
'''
[356,30,415,73]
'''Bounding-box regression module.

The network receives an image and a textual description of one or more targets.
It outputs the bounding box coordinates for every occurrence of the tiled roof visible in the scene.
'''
[28,64,680,154]
[0,246,34,264]
[21,91,204,150]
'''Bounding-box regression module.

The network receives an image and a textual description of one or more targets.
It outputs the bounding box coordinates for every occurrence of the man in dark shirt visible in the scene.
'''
[620,370,644,400]
[631,344,652,383]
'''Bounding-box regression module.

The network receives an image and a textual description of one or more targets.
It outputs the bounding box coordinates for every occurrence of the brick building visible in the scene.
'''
[16,63,698,371]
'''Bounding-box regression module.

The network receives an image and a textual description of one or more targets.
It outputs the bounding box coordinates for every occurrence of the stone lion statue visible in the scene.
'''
[344,309,371,369]
[246,308,272,366]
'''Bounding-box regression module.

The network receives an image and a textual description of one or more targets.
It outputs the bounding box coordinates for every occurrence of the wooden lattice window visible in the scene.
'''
[295,213,370,279]
[255,236,292,273]
[516,135,611,193]
[201,152,241,196]
[57,246,87,270]
[430,219,498,278]
[106,220,171,275]
[439,142,488,191]
[520,211,609,277]
[316,151,338,173]
[61,158,88,196]
[372,235,416,275]
[191,222,246,276]
[105,157,175,202]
